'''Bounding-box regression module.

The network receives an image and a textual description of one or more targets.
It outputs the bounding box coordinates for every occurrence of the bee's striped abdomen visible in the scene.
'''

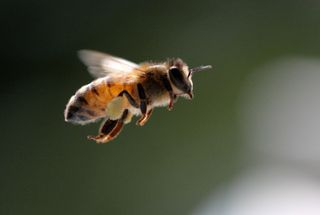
[64,77,134,125]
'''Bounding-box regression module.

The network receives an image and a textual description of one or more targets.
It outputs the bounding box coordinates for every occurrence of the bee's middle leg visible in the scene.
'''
[161,76,176,110]
[118,90,139,108]
[88,109,129,144]
[137,109,153,126]
[118,87,151,126]
[136,83,152,126]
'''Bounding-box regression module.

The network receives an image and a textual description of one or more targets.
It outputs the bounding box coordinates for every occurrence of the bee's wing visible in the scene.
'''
[78,50,139,78]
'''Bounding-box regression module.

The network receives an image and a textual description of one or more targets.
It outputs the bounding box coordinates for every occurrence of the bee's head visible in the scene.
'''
[167,58,211,99]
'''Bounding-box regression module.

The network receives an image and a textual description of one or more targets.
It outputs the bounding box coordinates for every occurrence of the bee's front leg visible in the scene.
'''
[168,94,177,111]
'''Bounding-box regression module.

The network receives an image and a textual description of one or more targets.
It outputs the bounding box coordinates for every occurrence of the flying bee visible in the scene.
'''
[64,50,212,144]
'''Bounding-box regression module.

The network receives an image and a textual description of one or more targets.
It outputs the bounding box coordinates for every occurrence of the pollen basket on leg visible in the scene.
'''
[106,97,126,120]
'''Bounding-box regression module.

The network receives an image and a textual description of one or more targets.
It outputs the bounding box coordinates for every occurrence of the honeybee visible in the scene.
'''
[64,50,211,143]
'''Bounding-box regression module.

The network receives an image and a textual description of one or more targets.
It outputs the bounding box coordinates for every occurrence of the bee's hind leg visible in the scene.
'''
[88,109,129,144]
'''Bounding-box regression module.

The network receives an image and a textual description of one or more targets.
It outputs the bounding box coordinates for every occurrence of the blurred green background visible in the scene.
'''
[1,0,320,214]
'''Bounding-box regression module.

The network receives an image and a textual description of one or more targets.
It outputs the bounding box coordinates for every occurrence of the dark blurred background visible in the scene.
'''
[1,0,320,214]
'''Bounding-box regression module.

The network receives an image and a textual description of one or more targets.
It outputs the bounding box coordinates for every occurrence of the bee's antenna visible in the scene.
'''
[188,65,212,77]
[190,65,212,74]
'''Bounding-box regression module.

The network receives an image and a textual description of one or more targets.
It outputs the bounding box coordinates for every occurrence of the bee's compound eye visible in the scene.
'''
[169,67,190,92]
[169,68,183,81]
